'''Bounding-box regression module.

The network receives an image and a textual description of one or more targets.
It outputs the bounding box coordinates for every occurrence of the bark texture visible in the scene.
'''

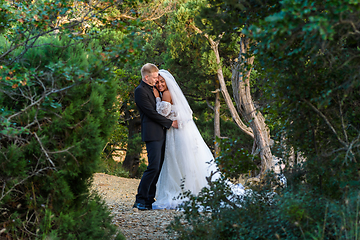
[213,89,221,157]
[122,114,141,177]
[190,25,254,139]
[191,24,273,175]
[231,37,273,174]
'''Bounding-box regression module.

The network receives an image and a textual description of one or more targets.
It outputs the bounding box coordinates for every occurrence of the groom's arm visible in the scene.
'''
[135,87,173,129]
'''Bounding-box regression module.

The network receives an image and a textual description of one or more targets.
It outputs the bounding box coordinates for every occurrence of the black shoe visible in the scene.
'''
[133,202,151,211]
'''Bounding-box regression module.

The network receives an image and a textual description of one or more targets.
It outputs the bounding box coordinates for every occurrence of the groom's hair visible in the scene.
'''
[141,63,159,80]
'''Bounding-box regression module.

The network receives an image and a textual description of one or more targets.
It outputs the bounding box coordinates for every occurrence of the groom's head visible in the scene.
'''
[141,63,159,86]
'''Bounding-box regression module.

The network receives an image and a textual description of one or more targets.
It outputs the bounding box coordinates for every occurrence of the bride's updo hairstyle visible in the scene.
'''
[141,63,159,80]
[158,69,193,128]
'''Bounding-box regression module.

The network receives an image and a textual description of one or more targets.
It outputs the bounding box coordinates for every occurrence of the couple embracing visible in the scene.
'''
[133,63,218,210]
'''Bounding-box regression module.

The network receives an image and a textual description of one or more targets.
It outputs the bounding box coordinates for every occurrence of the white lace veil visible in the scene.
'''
[158,69,193,127]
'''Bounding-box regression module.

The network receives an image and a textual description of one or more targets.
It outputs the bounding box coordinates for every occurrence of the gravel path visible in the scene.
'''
[92,173,181,240]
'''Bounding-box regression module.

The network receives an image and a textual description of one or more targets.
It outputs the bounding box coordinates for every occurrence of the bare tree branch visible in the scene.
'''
[190,24,254,138]
[7,82,78,121]
[303,98,347,147]
[33,132,55,167]
[0,167,55,202]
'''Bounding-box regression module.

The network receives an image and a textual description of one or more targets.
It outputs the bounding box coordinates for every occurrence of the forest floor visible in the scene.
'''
[91,173,181,240]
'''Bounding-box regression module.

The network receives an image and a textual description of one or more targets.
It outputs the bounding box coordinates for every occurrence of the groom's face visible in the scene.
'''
[145,71,159,86]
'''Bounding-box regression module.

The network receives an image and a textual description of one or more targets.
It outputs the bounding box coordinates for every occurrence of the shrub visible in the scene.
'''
[98,154,130,178]
[0,35,123,239]
[215,137,258,180]
[169,174,360,240]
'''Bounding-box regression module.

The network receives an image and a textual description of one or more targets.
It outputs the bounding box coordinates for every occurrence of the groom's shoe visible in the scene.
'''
[133,202,151,211]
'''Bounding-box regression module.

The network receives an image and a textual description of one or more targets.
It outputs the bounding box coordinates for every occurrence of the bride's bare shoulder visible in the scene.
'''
[162,90,172,103]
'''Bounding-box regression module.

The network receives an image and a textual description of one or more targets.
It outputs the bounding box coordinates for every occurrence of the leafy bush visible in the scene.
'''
[169,1,360,239]
[169,174,360,240]
[0,34,124,238]
[248,0,360,199]
[215,137,258,180]
[98,154,130,178]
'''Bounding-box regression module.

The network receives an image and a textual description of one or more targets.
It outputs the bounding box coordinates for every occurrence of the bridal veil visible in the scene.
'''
[153,70,219,209]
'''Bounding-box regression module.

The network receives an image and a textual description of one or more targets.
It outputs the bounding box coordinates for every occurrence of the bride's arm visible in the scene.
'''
[156,98,172,117]
[162,90,172,103]
[156,90,174,118]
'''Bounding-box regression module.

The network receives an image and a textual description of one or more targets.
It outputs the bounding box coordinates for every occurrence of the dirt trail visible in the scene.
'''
[92,173,181,240]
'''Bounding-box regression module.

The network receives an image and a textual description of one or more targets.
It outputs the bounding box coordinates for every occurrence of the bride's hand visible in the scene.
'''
[153,87,160,98]
[172,120,178,129]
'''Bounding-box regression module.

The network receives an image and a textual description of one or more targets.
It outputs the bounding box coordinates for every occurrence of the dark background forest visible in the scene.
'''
[0,0,359,239]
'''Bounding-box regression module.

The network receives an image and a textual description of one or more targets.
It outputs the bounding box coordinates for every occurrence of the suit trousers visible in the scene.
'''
[136,138,166,205]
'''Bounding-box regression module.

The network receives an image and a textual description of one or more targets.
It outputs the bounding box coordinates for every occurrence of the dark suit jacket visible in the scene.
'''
[134,80,173,142]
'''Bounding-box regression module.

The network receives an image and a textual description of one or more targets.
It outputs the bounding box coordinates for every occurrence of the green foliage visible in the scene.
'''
[167,0,360,239]
[40,195,125,240]
[215,137,258,179]
[169,175,287,240]
[0,1,126,235]
[106,0,253,171]
[98,155,130,178]
[170,174,360,240]
[107,67,144,175]
[162,0,250,148]
[247,0,360,198]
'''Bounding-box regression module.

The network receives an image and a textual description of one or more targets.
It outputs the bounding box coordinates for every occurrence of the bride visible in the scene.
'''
[152,69,221,210]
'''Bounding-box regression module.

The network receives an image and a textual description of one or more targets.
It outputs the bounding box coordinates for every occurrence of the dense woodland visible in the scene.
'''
[0,0,360,239]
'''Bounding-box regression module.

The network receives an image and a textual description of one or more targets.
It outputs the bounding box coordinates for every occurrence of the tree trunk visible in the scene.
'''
[212,44,255,139]
[231,37,273,175]
[190,24,273,176]
[190,24,254,139]
[214,88,221,157]
[122,113,141,177]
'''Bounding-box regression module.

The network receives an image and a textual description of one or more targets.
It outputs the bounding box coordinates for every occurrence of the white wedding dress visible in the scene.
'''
[150,72,286,210]
[152,70,220,210]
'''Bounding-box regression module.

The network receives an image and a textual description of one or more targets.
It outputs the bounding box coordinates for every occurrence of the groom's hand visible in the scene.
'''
[172,120,178,129]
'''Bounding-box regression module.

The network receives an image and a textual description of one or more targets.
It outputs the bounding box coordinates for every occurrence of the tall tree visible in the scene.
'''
[163,0,250,156]
[104,0,178,176]
[248,0,360,197]
[192,0,281,175]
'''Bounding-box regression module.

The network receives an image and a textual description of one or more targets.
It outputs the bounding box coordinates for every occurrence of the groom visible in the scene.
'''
[133,63,178,210]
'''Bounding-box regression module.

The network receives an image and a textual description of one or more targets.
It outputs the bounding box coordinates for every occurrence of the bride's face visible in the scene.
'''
[156,75,168,92]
